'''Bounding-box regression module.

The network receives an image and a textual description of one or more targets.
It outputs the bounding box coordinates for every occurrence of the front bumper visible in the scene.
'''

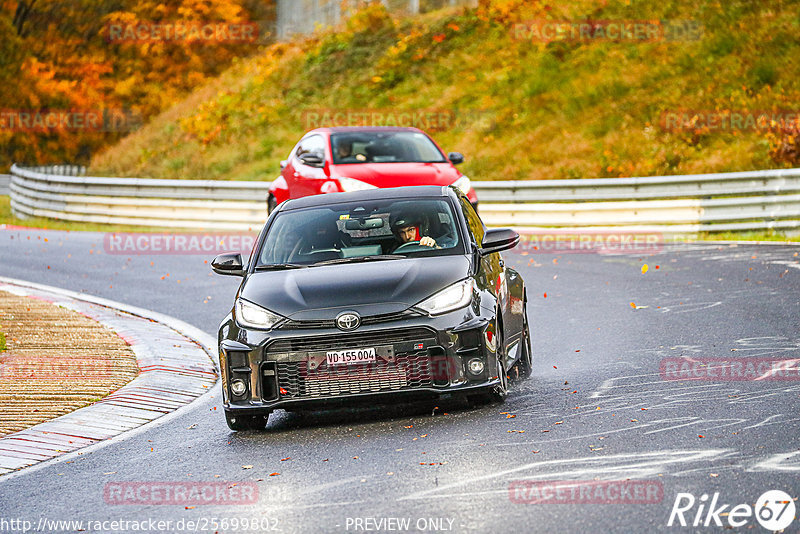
[219,307,499,413]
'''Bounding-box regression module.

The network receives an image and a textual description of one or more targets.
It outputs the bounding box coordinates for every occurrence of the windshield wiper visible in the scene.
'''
[254,263,308,271]
[312,255,404,266]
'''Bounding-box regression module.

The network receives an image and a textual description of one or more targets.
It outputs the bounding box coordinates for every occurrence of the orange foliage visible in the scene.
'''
[0,0,273,170]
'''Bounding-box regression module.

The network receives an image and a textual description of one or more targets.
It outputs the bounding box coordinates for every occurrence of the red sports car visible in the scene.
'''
[267,127,478,213]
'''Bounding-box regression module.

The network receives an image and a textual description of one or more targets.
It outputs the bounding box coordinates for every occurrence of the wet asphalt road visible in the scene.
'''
[0,228,799,533]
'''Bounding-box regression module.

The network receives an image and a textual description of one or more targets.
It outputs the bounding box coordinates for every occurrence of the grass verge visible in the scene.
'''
[91,1,800,182]
[697,230,800,242]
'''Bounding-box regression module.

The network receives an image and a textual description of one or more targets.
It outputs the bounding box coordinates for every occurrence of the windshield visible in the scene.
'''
[257,198,464,268]
[330,131,447,165]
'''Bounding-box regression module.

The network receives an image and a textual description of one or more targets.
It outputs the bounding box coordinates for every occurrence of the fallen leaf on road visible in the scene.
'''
[269,472,280,476]
[641,264,649,274]
[241,465,253,469]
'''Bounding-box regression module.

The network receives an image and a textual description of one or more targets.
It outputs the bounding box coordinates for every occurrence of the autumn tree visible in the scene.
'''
[0,0,275,170]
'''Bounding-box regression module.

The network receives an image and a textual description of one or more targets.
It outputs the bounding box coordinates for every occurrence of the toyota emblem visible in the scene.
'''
[336,312,361,331]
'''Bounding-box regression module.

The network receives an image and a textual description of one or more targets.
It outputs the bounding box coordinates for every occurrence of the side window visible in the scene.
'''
[460,197,485,246]
[295,135,326,162]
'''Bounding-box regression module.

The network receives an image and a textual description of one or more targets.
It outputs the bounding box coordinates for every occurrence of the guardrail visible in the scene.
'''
[9,164,800,234]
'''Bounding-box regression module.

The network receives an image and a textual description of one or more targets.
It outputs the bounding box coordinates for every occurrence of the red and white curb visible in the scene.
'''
[0,277,218,477]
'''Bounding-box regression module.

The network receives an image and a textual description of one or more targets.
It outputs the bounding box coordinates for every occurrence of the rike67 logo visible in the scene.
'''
[668,490,796,530]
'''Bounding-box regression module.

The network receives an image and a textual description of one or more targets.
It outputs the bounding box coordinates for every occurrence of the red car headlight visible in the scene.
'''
[337,177,378,192]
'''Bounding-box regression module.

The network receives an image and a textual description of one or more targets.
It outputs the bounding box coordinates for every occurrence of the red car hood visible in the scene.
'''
[331,162,460,188]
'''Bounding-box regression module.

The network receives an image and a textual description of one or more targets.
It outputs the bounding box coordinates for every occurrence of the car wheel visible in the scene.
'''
[225,411,268,431]
[267,194,277,215]
[489,326,508,403]
[514,303,533,380]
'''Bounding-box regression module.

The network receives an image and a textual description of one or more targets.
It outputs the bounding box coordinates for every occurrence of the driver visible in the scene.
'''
[336,140,353,160]
[335,139,366,163]
[389,211,436,252]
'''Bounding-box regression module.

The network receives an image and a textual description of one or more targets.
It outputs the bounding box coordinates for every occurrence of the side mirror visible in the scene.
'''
[280,160,288,170]
[298,152,325,168]
[479,228,520,255]
[448,152,464,165]
[211,253,246,276]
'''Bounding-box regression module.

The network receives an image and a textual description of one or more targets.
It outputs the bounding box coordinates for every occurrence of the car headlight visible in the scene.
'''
[338,177,378,192]
[235,299,284,330]
[452,176,471,195]
[415,279,474,316]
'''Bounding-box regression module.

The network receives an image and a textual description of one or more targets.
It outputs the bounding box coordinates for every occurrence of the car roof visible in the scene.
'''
[306,126,427,135]
[279,186,451,211]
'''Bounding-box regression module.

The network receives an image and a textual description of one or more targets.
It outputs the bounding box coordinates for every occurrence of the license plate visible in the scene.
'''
[326,347,376,366]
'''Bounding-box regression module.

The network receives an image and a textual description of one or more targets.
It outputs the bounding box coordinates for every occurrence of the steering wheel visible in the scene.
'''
[394,241,429,253]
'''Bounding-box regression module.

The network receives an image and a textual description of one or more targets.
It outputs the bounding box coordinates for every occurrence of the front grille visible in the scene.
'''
[266,327,436,353]
[277,310,422,330]
[264,327,441,400]
[276,354,435,399]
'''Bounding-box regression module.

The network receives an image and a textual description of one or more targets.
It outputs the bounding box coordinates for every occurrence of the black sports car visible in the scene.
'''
[212,185,531,430]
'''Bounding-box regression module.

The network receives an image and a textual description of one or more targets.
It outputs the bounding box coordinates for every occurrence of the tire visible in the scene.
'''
[515,304,533,380]
[267,194,277,215]
[225,411,268,431]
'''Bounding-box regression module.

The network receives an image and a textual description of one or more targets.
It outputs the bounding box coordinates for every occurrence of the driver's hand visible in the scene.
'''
[420,236,436,248]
